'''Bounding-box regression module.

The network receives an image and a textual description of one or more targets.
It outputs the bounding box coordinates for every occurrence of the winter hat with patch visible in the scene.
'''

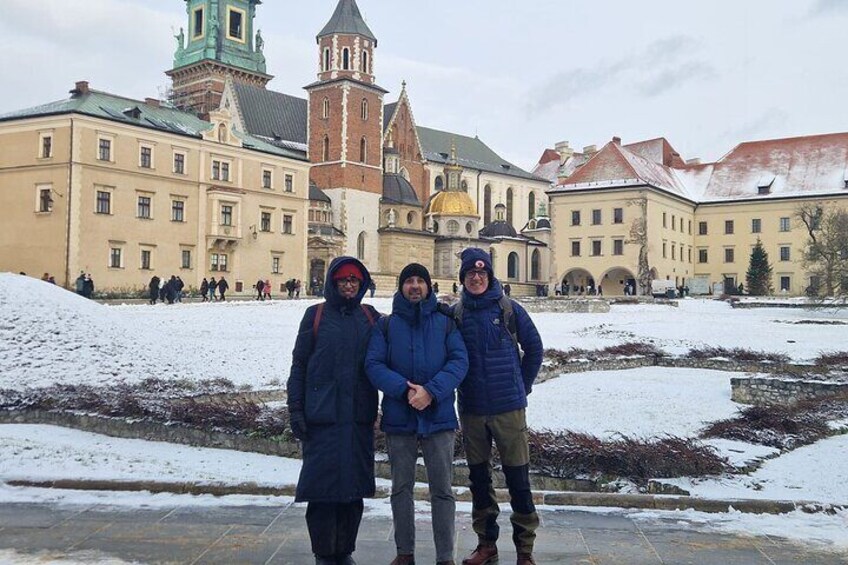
[459,247,493,282]
[332,262,364,281]
[397,263,432,295]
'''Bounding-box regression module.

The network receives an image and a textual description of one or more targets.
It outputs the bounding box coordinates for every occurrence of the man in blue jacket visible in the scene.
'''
[366,263,469,565]
[454,248,544,565]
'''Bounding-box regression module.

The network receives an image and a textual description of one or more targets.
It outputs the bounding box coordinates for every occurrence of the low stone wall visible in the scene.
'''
[656,357,818,375]
[731,376,848,405]
[518,297,611,314]
[537,357,654,382]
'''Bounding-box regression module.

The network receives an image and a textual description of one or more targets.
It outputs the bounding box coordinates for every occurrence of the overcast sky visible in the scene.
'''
[2,0,847,170]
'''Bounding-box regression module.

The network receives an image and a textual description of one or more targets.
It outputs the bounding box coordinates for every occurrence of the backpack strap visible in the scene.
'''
[498,295,519,350]
[312,302,325,339]
[361,304,377,326]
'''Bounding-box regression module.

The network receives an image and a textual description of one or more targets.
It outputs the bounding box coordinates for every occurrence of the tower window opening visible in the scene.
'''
[192,7,204,39]
[362,50,369,73]
[342,48,350,70]
[323,47,331,72]
[227,9,244,41]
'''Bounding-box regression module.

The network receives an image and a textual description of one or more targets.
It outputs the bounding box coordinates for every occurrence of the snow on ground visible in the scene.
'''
[3,273,848,391]
[526,367,743,439]
[664,434,848,505]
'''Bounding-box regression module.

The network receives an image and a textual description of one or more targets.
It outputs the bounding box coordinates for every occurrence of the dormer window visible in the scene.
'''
[843,168,848,188]
[757,174,775,195]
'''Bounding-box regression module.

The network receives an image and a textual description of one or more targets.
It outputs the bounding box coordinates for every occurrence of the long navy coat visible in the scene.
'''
[287,257,380,503]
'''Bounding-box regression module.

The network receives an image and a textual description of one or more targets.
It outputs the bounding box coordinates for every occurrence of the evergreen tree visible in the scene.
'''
[746,239,773,296]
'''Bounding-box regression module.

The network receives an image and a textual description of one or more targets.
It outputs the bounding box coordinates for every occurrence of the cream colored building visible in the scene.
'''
[540,135,848,296]
[0,81,310,294]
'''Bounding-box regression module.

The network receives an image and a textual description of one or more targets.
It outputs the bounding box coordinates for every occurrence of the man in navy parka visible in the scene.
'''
[287,256,380,565]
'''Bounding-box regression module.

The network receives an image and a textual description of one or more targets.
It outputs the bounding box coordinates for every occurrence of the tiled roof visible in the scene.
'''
[418,126,545,183]
[318,0,377,43]
[383,102,397,132]
[309,183,331,203]
[624,138,687,168]
[0,88,307,161]
[232,82,307,145]
[382,174,421,206]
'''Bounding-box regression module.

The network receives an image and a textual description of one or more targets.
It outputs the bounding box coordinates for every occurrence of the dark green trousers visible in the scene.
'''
[460,408,539,553]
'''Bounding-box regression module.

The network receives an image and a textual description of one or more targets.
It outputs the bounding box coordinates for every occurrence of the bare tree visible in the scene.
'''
[626,196,651,295]
[796,202,848,298]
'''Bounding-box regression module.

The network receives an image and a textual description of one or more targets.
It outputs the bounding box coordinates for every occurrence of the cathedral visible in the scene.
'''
[172,0,553,293]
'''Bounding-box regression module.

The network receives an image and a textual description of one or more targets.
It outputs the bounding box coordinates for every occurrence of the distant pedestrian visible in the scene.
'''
[256,279,266,300]
[200,278,209,302]
[41,273,49,282]
[149,276,161,305]
[47,276,56,284]
[264,279,272,300]
[452,282,458,294]
[433,281,440,296]
[74,272,85,296]
[286,279,295,299]
[158,277,166,302]
[369,280,376,298]
[218,277,229,301]
[295,279,302,299]
[175,277,184,303]
[209,277,218,301]
[82,274,95,299]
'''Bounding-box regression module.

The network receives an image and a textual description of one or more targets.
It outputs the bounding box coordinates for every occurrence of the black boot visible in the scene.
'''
[337,555,357,565]
[315,557,335,565]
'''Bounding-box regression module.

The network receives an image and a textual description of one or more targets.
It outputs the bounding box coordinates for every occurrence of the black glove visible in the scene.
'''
[289,411,308,441]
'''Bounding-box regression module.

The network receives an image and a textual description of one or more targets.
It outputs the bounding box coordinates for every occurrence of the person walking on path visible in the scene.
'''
[209,277,218,302]
[175,277,184,303]
[149,276,161,305]
[74,272,85,296]
[217,277,229,301]
[452,248,544,565]
[200,278,209,302]
[368,280,376,298]
[295,279,302,299]
[264,279,272,300]
[287,257,380,565]
[82,274,95,299]
[256,279,266,301]
[366,263,468,565]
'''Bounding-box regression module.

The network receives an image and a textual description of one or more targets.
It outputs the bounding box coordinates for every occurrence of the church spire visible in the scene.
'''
[318,0,377,45]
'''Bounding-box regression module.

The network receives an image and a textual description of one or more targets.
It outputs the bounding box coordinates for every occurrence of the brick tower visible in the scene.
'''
[306,0,388,267]
[167,0,272,116]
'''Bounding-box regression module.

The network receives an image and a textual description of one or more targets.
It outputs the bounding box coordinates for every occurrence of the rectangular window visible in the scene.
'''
[174,153,185,174]
[222,162,230,181]
[210,253,219,271]
[613,208,623,224]
[752,218,761,233]
[680,244,684,262]
[662,242,667,259]
[261,211,271,232]
[228,8,244,41]
[285,174,294,192]
[212,161,220,180]
[192,6,204,38]
[98,138,112,161]
[592,209,602,225]
[140,146,152,168]
[140,249,152,270]
[221,205,233,226]
[171,200,185,222]
[613,239,624,256]
[688,220,692,235]
[672,215,676,231]
[688,247,692,263]
[591,240,602,256]
[212,160,230,181]
[272,256,281,274]
[181,250,192,269]
[262,169,272,189]
[663,212,667,228]
[725,248,735,263]
[671,244,676,260]
[571,210,581,226]
[283,214,293,234]
[780,276,791,292]
[698,221,708,235]
[38,188,53,212]
[571,241,581,257]
[96,191,111,214]
[698,249,708,263]
[211,253,228,272]
[110,247,122,268]
[780,246,790,261]
[137,196,151,219]
[725,220,734,235]
[41,135,53,158]
[779,217,790,232]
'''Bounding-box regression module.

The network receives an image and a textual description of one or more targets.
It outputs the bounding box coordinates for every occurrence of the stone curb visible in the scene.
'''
[5,479,842,516]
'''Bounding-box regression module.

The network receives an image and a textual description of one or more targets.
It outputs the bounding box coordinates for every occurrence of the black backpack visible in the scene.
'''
[439,296,519,351]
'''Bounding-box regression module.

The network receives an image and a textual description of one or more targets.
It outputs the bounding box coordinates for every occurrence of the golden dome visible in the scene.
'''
[428,191,477,217]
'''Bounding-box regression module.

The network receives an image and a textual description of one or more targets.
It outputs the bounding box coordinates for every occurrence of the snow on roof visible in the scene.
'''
[531,157,560,185]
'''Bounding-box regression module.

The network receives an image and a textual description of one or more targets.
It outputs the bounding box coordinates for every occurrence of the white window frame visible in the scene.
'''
[180,247,193,270]
[136,193,153,220]
[173,150,187,175]
[108,244,124,269]
[38,131,54,159]
[97,135,114,163]
[139,143,155,169]
[95,186,114,215]
[262,168,274,189]
[226,6,247,43]
[35,184,53,213]
[282,212,295,235]
[139,246,154,271]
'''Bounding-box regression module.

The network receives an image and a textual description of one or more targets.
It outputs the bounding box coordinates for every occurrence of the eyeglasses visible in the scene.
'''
[465,270,488,280]
[336,276,362,287]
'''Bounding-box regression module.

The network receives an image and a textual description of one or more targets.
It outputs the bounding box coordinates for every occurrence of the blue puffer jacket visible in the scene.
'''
[366,290,468,436]
[287,257,380,503]
[454,279,543,416]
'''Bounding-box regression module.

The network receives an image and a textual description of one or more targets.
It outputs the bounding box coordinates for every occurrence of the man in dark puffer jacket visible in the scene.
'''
[453,248,543,565]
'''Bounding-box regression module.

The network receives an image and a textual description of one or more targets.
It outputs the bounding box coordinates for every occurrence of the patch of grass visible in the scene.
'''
[687,346,789,364]
[527,431,730,482]
[815,351,848,367]
[545,343,666,365]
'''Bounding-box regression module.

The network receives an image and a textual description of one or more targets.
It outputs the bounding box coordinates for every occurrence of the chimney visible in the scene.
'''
[71,81,90,96]
[612,136,621,145]
[144,98,161,108]
[554,140,574,164]
[583,144,597,154]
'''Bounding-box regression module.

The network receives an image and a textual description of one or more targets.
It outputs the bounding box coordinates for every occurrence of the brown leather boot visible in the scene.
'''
[462,543,498,565]
[389,555,415,565]
[516,553,536,565]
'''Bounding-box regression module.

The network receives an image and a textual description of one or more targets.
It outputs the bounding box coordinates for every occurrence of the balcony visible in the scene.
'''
[208,223,242,249]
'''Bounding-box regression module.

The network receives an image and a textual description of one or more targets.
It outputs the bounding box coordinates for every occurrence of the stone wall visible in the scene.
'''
[518,297,611,313]
[731,377,848,406]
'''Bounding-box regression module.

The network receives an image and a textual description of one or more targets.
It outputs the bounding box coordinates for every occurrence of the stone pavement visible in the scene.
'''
[0,502,844,564]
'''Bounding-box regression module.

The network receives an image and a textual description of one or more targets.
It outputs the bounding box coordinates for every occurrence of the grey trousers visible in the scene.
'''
[386,430,456,562]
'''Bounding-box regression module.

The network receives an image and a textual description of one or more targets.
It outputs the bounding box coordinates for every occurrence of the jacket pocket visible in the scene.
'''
[305,380,337,424]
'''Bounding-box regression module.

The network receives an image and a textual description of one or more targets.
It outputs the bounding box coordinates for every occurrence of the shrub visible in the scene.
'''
[687,346,789,364]
[168,398,261,431]
[545,343,666,365]
[815,351,848,367]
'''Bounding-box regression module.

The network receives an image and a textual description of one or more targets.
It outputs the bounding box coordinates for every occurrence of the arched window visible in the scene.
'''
[322,97,329,119]
[483,185,492,225]
[447,220,460,234]
[466,221,474,234]
[407,211,416,226]
[357,231,366,260]
[528,192,536,221]
[322,135,329,161]
[506,187,514,226]
[360,98,368,120]
[323,47,330,71]
[362,50,369,73]
[531,249,541,280]
[342,47,350,70]
[359,137,367,163]
[508,252,519,279]
[434,175,444,192]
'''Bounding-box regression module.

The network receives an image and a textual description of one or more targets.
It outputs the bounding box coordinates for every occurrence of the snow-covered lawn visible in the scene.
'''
[527,367,743,439]
[3,273,848,390]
